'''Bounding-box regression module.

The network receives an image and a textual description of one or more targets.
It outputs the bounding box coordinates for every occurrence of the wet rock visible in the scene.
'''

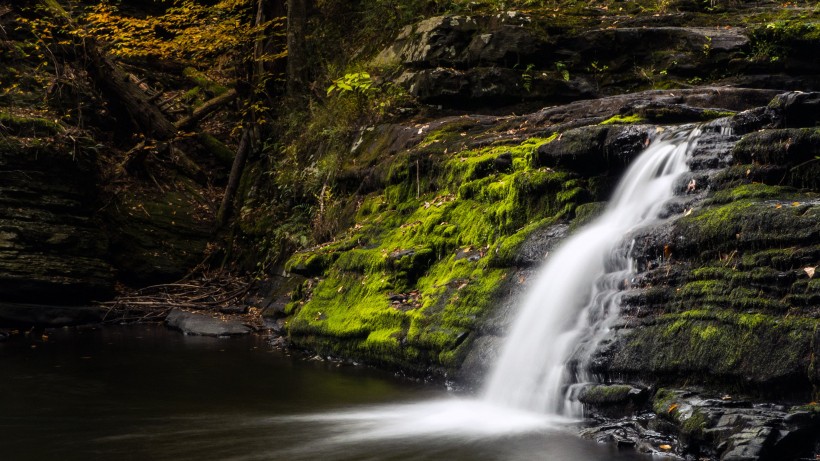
[512,223,570,267]
[535,125,652,175]
[493,152,513,172]
[165,309,252,337]
[647,390,820,461]
[733,128,820,166]
[767,92,820,128]
[728,107,777,136]
[577,384,649,419]
[0,137,114,305]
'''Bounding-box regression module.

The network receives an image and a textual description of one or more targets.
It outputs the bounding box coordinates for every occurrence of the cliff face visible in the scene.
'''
[264,10,820,459]
[277,10,819,395]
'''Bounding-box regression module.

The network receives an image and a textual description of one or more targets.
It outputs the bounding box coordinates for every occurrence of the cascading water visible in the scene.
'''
[483,126,701,416]
[272,127,706,458]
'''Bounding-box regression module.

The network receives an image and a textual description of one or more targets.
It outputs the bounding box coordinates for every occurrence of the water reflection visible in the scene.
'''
[0,325,651,461]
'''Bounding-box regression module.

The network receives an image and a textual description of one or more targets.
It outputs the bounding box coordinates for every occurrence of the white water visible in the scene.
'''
[276,127,702,448]
[483,126,700,415]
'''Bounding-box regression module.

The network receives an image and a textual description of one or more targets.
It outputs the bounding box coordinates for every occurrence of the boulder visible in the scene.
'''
[767,91,820,128]
[165,309,252,337]
[375,14,546,69]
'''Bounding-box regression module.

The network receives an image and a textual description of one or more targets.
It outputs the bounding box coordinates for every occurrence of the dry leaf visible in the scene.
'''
[804,267,816,279]
[792,201,801,207]
[775,203,782,209]
[659,444,672,451]
[668,403,679,414]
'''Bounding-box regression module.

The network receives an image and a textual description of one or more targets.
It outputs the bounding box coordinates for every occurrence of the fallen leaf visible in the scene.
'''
[668,403,679,414]
[805,267,816,279]
[775,203,782,209]
[792,201,800,207]
[659,444,672,451]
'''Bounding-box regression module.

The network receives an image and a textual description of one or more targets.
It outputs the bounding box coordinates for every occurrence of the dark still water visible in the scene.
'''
[0,325,651,461]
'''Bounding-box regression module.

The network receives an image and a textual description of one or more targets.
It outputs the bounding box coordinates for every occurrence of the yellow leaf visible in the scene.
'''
[659,444,672,451]
[792,201,801,206]
[668,403,679,414]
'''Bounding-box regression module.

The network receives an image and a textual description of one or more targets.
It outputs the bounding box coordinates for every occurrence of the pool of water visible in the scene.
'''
[0,325,652,460]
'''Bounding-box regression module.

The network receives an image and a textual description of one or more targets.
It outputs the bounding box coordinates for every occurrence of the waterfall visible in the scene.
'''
[482,126,701,416]
[278,127,706,453]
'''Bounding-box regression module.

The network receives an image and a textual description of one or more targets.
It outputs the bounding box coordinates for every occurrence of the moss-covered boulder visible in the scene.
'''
[282,131,596,372]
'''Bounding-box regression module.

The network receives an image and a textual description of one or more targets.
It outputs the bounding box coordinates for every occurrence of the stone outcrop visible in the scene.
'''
[376,13,820,108]
[0,135,114,307]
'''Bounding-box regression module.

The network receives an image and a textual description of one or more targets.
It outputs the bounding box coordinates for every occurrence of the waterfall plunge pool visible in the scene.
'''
[0,325,653,461]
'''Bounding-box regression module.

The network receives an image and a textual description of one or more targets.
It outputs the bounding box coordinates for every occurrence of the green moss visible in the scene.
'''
[708,183,795,205]
[197,133,235,168]
[0,112,63,137]
[580,384,634,405]
[681,409,709,438]
[600,114,645,125]
[676,192,819,258]
[616,312,816,393]
[183,67,229,96]
[284,134,589,369]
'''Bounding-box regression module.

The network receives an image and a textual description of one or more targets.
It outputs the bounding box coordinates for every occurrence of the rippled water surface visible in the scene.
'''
[0,325,651,460]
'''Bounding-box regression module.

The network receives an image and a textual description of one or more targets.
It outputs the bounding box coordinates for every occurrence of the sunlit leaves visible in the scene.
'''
[78,0,285,64]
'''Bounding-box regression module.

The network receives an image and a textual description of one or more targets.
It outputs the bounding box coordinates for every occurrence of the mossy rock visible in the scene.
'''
[0,112,63,137]
[675,188,820,258]
[283,134,596,372]
[610,313,816,398]
[733,128,820,166]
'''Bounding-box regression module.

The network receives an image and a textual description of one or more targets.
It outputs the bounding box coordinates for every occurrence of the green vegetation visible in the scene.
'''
[0,111,63,137]
[600,114,644,125]
[282,134,592,368]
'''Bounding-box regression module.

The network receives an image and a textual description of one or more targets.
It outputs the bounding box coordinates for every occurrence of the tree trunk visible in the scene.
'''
[286,0,308,95]
[84,45,178,140]
[215,0,268,229]
[175,89,238,131]
[215,128,252,228]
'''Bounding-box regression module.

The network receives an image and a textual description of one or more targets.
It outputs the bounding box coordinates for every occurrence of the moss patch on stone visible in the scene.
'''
[285,135,590,371]
[0,111,63,137]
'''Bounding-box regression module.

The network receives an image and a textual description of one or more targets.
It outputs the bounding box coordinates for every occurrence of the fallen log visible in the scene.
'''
[175,88,239,130]
[39,0,178,141]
